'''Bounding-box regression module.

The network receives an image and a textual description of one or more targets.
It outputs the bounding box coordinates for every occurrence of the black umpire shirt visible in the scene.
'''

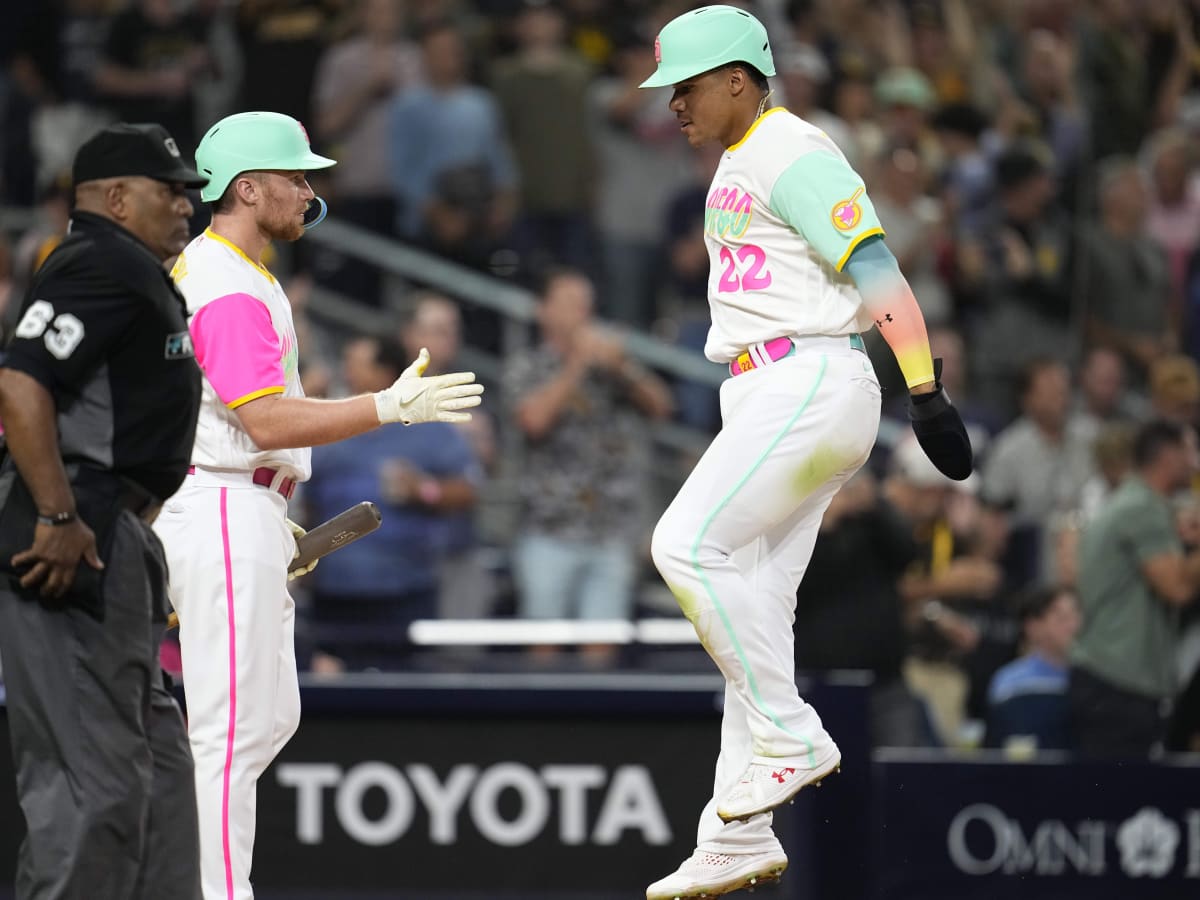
[2,211,201,502]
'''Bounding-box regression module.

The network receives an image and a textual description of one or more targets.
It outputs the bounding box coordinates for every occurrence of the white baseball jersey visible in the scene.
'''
[170,228,311,481]
[650,106,886,864]
[702,107,885,362]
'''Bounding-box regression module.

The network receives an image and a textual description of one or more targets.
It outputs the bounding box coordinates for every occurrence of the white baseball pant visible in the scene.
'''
[650,336,881,852]
[154,467,301,900]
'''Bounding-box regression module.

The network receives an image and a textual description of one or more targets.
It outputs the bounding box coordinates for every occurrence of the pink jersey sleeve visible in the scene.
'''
[189,293,285,408]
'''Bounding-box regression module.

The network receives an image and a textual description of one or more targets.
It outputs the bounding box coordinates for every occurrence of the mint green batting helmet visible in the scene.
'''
[195,111,336,203]
[639,5,776,89]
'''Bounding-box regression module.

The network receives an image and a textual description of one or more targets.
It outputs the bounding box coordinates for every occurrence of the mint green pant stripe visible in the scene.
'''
[689,355,828,764]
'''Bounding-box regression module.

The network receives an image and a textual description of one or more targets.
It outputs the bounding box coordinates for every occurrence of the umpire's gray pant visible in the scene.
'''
[0,511,200,900]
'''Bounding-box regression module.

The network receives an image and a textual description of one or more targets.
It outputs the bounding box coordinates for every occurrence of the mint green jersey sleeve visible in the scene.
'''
[768,150,885,271]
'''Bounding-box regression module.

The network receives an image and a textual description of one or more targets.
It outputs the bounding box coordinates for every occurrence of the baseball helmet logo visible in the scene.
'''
[654,35,662,63]
[831,187,864,231]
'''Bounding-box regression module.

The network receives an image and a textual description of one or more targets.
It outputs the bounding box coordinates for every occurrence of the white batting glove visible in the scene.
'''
[373,347,484,425]
[286,517,317,581]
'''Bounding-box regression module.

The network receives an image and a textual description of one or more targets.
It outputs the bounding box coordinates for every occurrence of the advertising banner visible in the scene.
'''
[873,750,1200,900]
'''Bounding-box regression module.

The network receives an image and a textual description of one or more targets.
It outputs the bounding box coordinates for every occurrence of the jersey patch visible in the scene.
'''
[165,330,194,359]
[831,188,864,231]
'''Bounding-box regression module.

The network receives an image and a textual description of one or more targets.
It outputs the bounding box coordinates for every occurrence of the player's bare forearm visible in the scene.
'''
[620,360,675,419]
[234,393,383,450]
[844,238,936,390]
[516,358,588,440]
[0,369,76,515]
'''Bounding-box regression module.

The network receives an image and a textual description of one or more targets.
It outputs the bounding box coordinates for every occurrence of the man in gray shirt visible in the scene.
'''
[1071,419,1200,755]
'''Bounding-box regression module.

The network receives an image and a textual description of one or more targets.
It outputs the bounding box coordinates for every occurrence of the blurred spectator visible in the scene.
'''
[311,0,423,302]
[1148,353,1200,426]
[4,0,122,203]
[590,28,690,327]
[828,51,884,167]
[960,142,1073,416]
[985,584,1082,752]
[1067,345,1145,449]
[389,20,518,273]
[1145,128,1200,312]
[888,436,1001,746]
[873,66,939,168]
[1077,421,1137,523]
[235,0,345,131]
[93,0,214,155]
[400,292,498,621]
[1015,28,1087,196]
[1142,0,1199,141]
[1080,156,1173,381]
[775,43,855,164]
[492,0,595,277]
[1077,0,1152,160]
[908,0,979,107]
[304,336,481,671]
[957,491,1025,724]
[10,176,72,296]
[982,358,1094,580]
[929,102,992,233]
[1169,661,1200,751]
[504,267,672,663]
[795,468,928,748]
[1070,419,1200,757]
[868,144,952,325]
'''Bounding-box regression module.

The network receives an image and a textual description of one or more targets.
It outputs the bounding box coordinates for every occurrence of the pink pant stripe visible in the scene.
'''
[218,487,237,900]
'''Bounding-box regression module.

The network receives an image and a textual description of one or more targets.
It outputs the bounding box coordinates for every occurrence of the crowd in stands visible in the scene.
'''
[4,0,1200,758]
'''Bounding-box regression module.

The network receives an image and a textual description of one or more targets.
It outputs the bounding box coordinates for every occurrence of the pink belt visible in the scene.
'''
[729,333,867,376]
[729,336,796,376]
[186,465,297,500]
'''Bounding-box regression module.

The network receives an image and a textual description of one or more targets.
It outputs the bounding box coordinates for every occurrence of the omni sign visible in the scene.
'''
[947,804,1200,880]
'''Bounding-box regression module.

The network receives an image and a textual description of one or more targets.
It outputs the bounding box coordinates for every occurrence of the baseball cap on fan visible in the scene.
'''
[72,123,208,189]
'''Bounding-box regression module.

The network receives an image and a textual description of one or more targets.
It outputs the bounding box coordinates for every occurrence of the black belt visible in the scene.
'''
[116,481,162,524]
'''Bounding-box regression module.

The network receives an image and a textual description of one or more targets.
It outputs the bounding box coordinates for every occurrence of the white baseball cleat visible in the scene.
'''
[645,848,789,900]
[716,745,842,823]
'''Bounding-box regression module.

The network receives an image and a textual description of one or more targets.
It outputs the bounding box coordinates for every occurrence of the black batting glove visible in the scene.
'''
[907,358,973,481]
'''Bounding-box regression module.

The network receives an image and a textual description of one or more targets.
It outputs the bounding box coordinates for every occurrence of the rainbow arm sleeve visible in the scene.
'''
[844,236,936,389]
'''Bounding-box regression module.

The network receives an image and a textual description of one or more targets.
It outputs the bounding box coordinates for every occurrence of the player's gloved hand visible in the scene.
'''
[286,517,317,581]
[907,358,973,481]
[373,347,484,425]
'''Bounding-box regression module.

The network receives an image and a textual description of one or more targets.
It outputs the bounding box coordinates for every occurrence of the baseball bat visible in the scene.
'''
[166,502,382,630]
[289,500,382,573]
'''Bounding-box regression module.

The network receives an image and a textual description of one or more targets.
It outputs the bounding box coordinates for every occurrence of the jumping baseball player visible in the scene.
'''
[153,111,483,900]
[638,8,972,899]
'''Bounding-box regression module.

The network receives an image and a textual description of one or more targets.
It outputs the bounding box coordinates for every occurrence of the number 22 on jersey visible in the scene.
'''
[718,244,772,293]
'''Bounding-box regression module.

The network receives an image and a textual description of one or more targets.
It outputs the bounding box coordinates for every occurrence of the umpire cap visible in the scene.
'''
[73,123,208,189]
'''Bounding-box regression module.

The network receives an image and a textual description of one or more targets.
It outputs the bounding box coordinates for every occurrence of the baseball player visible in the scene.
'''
[153,111,483,900]
[638,8,971,899]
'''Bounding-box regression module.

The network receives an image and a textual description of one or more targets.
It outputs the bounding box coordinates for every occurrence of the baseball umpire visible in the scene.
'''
[0,123,206,899]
